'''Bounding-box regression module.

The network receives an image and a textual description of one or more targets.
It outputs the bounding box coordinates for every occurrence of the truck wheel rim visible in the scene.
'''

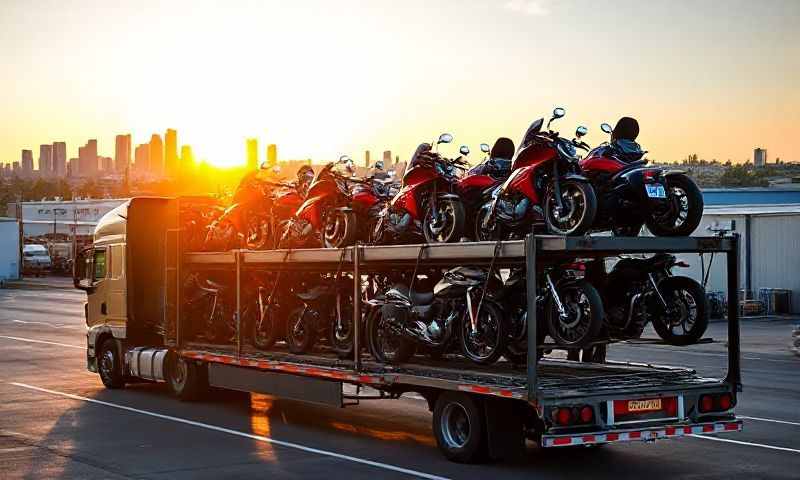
[172,358,187,387]
[100,349,115,381]
[441,403,470,449]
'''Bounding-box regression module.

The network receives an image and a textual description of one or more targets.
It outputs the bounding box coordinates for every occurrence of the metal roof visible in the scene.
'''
[703,204,800,215]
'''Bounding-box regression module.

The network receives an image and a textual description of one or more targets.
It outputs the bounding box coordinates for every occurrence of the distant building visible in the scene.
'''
[53,142,67,177]
[68,158,78,177]
[267,144,277,166]
[78,139,98,176]
[364,150,371,168]
[754,148,767,168]
[7,198,128,237]
[246,138,258,170]
[383,150,392,165]
[100,156,113,172]
[21,150,33,177]
[180,145,194,174]
[39,144,53,176]
[134,143,150,174]
[12,161,20,174]
[149,134,163,175]
[164,129,178,177]
[115,134,132,173]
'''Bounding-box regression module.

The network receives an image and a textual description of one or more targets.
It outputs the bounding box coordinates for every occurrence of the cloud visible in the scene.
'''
[504,0,550,16]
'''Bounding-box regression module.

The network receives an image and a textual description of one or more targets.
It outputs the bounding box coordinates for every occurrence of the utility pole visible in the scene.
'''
[15,195,23,279]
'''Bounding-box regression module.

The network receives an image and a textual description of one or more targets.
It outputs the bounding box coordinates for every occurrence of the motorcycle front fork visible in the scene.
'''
[545,272,568,319]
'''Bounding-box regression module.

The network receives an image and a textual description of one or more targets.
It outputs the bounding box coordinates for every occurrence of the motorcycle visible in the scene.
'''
[500,260,604,360]
[281,156,359,249]
[366,266,508,365]
[285,273,356,359]
[475,108,597,240]
[588,253,709,345]
[457,141,515,239]
[183,272,236,342]
[371,134,468,245]
[580,121,704,236]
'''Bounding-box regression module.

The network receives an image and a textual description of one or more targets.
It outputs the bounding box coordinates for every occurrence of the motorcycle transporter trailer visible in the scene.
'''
[79,197,742,463]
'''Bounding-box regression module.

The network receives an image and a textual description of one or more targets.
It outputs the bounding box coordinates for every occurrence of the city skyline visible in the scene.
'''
[0,1,797,168]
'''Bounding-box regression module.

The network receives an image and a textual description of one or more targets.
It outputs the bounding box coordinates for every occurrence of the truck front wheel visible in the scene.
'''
[98,338,125,389]
[433,392,487,463]
[167,354,208,401]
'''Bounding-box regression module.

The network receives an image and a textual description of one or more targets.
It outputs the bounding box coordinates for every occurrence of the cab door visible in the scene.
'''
[76,247,109,329]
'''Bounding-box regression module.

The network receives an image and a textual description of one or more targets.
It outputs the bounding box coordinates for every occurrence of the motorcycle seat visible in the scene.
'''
[390,284,434,305]
[614,253,674,272]
[297,284,331,301]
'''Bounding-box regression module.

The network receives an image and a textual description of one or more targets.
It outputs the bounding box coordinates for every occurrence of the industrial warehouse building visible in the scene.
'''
[676,204,800,314]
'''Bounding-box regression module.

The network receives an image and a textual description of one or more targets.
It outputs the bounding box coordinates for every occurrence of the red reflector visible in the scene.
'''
[725,423,740,431]
[719,394,732,410]
[663,397,678,416]
[629,431,641,439]
[643,169,659,181]
[553,437,572,446]
[700,395,714,413]
[607,433,619,441]
[665,427,676,435]
[556,408,573,426]
[703,425,714,433]
[580,406,594,423]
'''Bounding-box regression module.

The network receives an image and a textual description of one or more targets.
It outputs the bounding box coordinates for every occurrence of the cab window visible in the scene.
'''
[93,249,107,282]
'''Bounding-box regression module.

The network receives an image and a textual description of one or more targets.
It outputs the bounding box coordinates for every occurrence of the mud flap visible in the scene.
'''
[484,397,525,460]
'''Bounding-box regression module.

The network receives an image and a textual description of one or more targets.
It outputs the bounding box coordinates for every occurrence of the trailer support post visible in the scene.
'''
[525,234,538,401]
[353,244,361,372]
[726,234,741,391]
[236,249,242,359]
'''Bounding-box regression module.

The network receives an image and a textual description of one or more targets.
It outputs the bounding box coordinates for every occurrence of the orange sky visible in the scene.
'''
[1,0,798,167]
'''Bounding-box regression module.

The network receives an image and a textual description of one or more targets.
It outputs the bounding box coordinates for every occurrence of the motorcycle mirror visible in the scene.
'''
[553,107,566,119]
[480,143,490,153]
[259,161,268,170]
[388,169,396,177]
[374,160,385,170]
[601,123,613,135]
[576,126,588,138]
[437,133,453,144]
[459,145,470,156]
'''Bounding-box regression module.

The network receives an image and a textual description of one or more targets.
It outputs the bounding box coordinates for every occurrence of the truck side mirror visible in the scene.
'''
[73,247,94,292]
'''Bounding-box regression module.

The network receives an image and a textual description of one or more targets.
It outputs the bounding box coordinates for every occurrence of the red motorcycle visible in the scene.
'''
[281,156,361,248]
[371,134,468,245]
[579,120,703,236]
[474,108,597,240]
[457,140,515,239]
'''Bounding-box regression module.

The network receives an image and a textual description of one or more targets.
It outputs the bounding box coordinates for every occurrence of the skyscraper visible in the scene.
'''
[20,149,33,177]
[68,158,78,177]
[180,145,194,173]
[39,144,53,176]
[365,150,371,168]
[135,143,150,174]
[754,148,767,168]
[52,142,67,177]
[101,156,113,172]
[383,150,392,165]
[78,139,98,176]
[150,134,164,176]
[115,134,132,173]
[164,129,178,177]
[267,144,277,166]
[246,138,258,170]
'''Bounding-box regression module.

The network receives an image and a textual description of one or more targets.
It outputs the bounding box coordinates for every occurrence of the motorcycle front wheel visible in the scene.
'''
[249,300,283,350]
[423,198,465,244]
[323,210,357,248]
[650,276,709,345]
[545,280,603,348]
[459,301,507,365]
[286,306,319,354]
[645,174,703,237]
[329,299,357,360]
[366,307,415,364]
[543,180,597,236]
[474,203,501,241]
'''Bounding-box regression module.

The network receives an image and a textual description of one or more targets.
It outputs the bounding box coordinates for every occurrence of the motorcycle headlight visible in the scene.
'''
[556,138,577,160]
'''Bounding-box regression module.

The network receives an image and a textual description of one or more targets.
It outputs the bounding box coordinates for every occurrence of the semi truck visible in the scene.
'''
[75,197,743,463]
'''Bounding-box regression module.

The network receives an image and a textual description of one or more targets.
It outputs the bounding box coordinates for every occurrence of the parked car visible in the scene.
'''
[22,244,52,276]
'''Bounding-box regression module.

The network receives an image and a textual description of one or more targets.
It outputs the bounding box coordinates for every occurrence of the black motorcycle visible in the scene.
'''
[366,267,507,365]
[183,272,236,343]
[589,253,709,345]
[285,274,355,359]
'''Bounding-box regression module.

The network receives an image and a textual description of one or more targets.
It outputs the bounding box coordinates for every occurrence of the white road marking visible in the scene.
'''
[738,415,800,427]
[689,434,800,454]
[0,335,82,349]
[10,382,450,480]
[12,319,74,329]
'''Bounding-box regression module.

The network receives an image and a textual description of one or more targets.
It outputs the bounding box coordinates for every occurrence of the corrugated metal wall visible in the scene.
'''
[0,220,21,281]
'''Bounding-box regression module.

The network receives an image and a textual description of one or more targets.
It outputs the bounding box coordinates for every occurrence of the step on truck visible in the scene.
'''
[75,197,743,463]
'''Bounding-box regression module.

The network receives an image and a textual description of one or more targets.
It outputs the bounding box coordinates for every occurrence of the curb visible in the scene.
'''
[2,281,76,291]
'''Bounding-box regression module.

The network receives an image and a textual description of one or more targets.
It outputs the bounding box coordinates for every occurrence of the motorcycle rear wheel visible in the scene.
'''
[474,204,501,241]
[645,174,703,237]
[287,306,319,354]
[250,300,282,350]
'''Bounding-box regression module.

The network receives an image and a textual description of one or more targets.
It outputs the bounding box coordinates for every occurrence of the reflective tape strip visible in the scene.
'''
[541,420,743,448]
[456,384,526,399]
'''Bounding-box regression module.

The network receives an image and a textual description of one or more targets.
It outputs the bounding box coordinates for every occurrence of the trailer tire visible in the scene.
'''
[433,392,487,463]
[167,354,208,401]
[98,338,125,389]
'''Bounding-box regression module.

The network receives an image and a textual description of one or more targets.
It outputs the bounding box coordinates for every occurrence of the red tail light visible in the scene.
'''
[700,395,714,413]
[719,393,733,410]
[643,169,660,182]
[556,408,573,426]
[580,406,594,423]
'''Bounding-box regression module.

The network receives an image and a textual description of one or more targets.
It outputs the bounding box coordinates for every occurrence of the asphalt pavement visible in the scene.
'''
[0,277,798,479]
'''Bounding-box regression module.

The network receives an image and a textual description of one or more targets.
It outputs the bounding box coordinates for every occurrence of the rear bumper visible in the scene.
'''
[541,419,742,448]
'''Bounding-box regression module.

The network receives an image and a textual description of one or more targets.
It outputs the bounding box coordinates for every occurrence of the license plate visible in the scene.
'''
[628,398,662,412]
[645,184,667,198]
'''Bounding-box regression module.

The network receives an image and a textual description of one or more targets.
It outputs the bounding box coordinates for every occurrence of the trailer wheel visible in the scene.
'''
[167,354,208,401]
[98,338,125,389]
[433,392,487,463]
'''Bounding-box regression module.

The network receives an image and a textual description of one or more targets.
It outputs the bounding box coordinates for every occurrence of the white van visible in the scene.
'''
[23,244,52,275]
